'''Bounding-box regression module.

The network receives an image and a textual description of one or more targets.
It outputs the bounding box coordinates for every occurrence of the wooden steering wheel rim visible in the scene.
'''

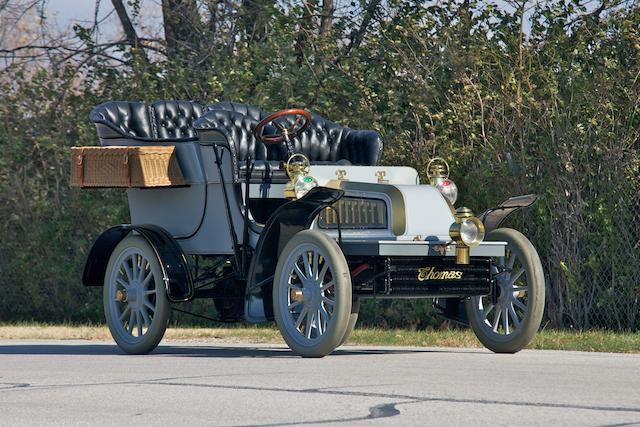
[253,108,312,145]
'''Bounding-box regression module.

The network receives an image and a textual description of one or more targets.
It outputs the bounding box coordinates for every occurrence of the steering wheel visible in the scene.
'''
[253,109,312,145]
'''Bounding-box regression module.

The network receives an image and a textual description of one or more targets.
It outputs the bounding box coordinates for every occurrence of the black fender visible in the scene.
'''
[478,194,538,232]
[245,187,344,322]
[82,224,194,302]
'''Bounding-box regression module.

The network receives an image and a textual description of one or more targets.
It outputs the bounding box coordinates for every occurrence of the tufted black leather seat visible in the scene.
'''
[89,100,384,179]
[195,102,383,166]
[90,100,205,143]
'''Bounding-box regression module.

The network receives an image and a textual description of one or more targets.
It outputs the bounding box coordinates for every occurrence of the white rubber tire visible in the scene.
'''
[466,228,545,353]
[103,235,170,354]
[273,230,352,358]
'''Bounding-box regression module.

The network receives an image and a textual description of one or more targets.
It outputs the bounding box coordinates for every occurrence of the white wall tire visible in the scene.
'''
[103,235,170,354]
[465,228,545,353]
[273,230,352,358]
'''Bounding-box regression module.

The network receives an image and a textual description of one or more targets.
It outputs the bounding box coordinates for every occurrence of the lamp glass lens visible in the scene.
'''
[436,179,458,205]
[294,175,318,199]
[460,219,479,245]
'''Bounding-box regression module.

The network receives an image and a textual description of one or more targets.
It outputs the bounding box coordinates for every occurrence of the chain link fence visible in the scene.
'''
[538,169,640,331]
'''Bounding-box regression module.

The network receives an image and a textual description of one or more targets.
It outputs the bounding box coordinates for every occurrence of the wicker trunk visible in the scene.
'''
[70,146,186,188]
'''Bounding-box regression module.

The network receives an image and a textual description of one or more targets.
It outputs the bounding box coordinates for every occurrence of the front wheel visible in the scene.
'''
[339,299,360,346]
[273,230,352,357]
[466,228,545,353]
[104,235,170,354]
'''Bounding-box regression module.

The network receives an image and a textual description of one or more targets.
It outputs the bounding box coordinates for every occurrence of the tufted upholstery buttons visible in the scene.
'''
[152,100,204,140]
[89,100,384,169]
[199,102,383,167]
[90,100,205,143]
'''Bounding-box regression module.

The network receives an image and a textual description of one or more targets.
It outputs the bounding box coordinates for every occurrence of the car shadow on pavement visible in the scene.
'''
[0,343,483,358]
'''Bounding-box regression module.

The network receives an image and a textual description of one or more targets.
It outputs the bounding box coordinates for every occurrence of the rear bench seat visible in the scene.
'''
[90,100,205,143]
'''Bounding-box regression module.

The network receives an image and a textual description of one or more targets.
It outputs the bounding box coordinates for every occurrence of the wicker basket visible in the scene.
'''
[70,146,186,188]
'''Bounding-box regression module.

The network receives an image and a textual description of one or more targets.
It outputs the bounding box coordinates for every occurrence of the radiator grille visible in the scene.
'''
[318,197,387,229]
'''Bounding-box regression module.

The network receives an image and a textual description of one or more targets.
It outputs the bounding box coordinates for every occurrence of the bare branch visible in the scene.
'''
[340,0,382,61]
[110,0,148,62]
[162,0,203,61]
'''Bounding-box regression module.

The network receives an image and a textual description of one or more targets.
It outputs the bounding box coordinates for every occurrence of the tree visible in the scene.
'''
[162,0,202,62]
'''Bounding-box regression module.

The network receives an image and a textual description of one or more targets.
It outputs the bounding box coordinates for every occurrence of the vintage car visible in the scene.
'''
[80,100,545,357]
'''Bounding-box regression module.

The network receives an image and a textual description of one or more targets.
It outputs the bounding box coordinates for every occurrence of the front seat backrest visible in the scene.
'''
[204,102,383,166]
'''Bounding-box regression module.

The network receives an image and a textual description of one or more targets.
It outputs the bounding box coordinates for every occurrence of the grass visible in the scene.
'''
[0,323,639,353]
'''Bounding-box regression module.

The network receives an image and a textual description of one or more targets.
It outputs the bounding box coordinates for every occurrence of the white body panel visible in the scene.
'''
[379,241,505,257]
[248,165,419,199]
[313,182,456,243]
[311,165,419,186]
[127,143,207,239]
[126,147,473,255]
[394,185,456,241]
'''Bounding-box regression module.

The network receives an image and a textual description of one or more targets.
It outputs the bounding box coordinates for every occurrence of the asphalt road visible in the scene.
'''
[0,340,639,426]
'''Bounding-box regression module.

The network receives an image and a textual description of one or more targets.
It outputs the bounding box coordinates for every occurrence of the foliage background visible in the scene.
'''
[0,0,638,330]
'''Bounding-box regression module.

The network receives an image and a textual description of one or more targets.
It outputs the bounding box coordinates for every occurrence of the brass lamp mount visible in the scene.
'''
[427,157,450,187]
[283,153,311,199]
[449,207,485,264]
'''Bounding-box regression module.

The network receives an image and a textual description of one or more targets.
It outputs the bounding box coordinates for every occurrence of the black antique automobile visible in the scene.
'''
[80,100,544,357]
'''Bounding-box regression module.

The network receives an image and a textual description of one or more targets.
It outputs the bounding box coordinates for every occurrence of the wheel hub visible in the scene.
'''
[495,276,512,309]
[302,283,322,309]
[126,281,143,309]
[291,288,304,302]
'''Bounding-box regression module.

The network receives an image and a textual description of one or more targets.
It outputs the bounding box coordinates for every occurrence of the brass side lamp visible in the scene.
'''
[427,157,449,186]
[427,157,458,205]
[283,153,317,200]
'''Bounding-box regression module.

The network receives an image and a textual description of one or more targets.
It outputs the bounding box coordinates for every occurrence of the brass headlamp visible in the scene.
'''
[449,207,485,264]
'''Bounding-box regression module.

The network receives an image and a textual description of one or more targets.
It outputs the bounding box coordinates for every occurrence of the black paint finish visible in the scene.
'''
[82,224,194,302]
[479,194,538,232]
[353,256,492,298]
[245,186,345,319]
[82,226,131,286]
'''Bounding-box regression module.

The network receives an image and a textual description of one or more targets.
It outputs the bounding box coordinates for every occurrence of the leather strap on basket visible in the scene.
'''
[124,147,132,187]
[77,147,85,187]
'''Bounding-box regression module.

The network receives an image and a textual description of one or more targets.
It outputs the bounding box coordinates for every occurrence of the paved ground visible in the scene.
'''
[0,340,639,426]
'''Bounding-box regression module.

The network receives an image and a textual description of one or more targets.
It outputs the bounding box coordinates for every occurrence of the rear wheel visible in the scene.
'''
[104,235,170,354]
[273,230,352,357]
[465,228,545,353]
